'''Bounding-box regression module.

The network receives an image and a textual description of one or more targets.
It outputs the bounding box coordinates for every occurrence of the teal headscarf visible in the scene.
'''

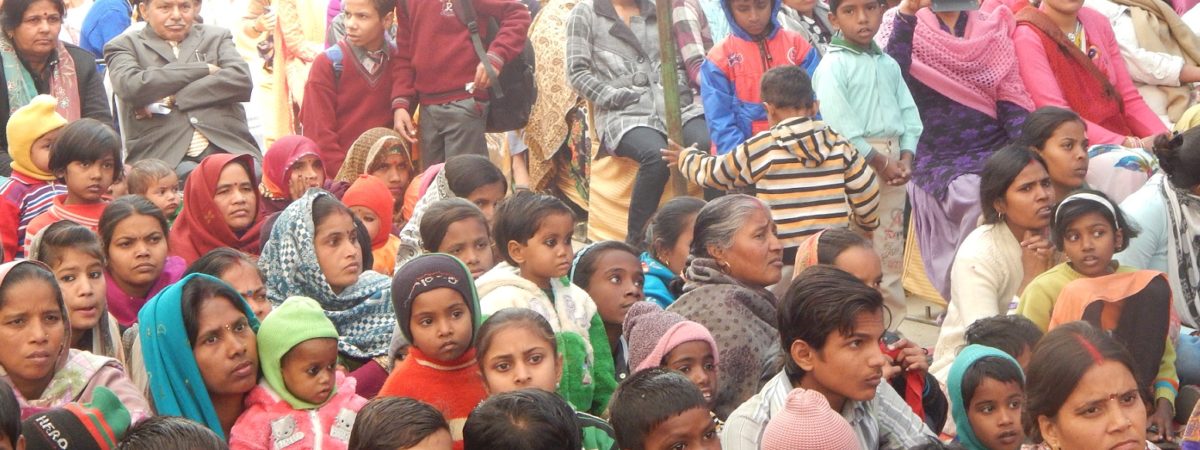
[138,273,261,440]
[948,344,1025,450]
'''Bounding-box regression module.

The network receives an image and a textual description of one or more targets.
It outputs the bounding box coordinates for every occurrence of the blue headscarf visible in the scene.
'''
[138,273,260,440]
[948,344,1025,450]
[259,188,395,359]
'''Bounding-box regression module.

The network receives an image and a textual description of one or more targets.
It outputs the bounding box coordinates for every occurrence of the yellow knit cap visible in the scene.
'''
[8,95,67,181]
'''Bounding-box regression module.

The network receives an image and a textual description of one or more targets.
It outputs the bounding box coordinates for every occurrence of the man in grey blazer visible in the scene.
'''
[104,0,260,176]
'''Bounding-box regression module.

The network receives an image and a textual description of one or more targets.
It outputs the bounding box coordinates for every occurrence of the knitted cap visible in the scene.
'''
[21,387,131,450]
[343,174,394,249]
[258,296,341,410]
[762,389,860,450]
[390,253,481,345]
[8,95,67,181]
[623,302,719,372]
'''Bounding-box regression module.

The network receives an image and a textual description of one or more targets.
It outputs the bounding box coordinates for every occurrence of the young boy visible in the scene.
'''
[700,0,820,154]
[389,0,530,168]
[609,368,720,450]
[463,389,582,450]
[380,253,488,450]
[301,0,399,177]
[722,265,936,450]
[946,345,1025,450]
[349,397,452,450]
[666,65,881,279]
[812,0,922,327]
[964,315,1043,371]
[126,159,180,225]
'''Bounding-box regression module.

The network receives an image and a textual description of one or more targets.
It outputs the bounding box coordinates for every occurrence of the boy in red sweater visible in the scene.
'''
[301,0,398,177]
[380,253,487,450]
[389,0,530,168]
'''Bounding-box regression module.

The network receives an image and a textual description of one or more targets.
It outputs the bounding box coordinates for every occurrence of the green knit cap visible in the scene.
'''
[258,296,341,410]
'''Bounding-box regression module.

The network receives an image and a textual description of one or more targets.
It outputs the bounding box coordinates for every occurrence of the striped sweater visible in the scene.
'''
[0,173,65,261]
[677,116,881,248]
[23,194,108,257]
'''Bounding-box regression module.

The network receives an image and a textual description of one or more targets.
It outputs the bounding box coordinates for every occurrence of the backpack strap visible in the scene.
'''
[452,0,504,98]
[325,44,344,85]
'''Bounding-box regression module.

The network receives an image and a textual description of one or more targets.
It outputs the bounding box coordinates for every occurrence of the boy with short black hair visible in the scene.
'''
[348,397,451,450]
[813,0,922,327]
[667,65,881,277]
[721,265,935,450]
[301,0,400,177]
[947,345,1026,450]
[119,416,227,450]
[609,368,720,450]
[964,315,1043,370]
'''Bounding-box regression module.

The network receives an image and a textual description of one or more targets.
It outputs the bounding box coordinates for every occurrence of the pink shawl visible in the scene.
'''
[879,3,1034,118]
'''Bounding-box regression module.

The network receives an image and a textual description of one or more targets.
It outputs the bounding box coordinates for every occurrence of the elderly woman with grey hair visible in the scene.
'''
[665,194,785,419]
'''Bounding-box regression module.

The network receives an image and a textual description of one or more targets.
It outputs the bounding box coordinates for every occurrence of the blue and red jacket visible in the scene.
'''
[700,0,820,154]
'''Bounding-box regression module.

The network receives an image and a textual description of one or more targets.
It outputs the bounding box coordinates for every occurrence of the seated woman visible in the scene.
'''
[260,135,343,215]
[565,0,708,245]
[666,194,784,419]
[930,145,1055,384]
[170,154,265,264]
[101,196,185,328]
[138,273,260,440]
[258,189,394,398]
[1013,0,1168,147]
[1083,0,1200,128]
[0,260,148,421]
[1024,321,1157,450]
[879,0,1034,302]
[334,128,415,228]
[186,247,273,320]
[394,154,508,270]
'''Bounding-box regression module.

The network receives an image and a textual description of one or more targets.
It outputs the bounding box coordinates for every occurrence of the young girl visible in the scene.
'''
[947,345,1026,450]
[476,191,617,416]
[0,96,66,261]
[344,174,401,276]
[474,308,617,450]
[570,241,645,380]
[23,119,124,256]
[622,302,719,409]
[0,260,149,420]
[419,198,495,280]
[261,135,333,215]
[187,247,273,320]
[380,253,487,450]
[230,296,369,449]
[1016,107,1090,202]
[101,196,186,327]
[1024,322,1153,450]
[395,154,508,270]
[640,197,705,308]
[794,228,884,293]
[30,221,124,361]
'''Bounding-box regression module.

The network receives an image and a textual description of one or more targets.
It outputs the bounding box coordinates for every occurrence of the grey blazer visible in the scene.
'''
[104,24,260,169]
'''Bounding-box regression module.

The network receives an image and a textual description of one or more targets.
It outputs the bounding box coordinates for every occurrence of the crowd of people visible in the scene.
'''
[0,0,1195,445]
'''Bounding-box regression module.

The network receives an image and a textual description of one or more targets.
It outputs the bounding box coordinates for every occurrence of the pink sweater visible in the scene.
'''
[229,372,369,450]
[1013,6,1167,144]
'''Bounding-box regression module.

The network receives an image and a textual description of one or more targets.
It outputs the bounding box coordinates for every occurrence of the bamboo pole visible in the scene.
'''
[654,0,690,197]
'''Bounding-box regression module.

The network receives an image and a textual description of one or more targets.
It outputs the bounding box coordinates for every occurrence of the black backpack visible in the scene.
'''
[399,0,536,133]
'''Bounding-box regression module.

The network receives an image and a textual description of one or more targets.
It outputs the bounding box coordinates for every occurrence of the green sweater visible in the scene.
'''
[1017,262,1177,403]
[577,410,618,450]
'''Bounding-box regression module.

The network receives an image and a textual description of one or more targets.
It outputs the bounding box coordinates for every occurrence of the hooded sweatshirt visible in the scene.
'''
[475,261,618,416]
[229,372,368,450]
[675,116,882,249]
[700,0,821,154]
[641,252,679,308]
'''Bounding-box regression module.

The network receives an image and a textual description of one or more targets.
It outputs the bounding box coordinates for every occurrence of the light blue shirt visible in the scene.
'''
[812,37,923,159]
[1118,172,1169,272]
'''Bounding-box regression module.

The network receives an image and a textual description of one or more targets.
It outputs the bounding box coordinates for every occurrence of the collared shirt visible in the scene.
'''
[721,371,937,450]
[350,44,390,76]
[812,35,923,160]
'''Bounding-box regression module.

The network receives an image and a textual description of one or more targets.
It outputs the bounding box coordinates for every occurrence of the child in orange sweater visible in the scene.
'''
[379,253,487,450]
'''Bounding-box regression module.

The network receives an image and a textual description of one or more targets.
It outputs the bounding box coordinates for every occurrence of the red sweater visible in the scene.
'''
[389,0,531,111]
[378,347,487,450]
[300,41,397,178]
